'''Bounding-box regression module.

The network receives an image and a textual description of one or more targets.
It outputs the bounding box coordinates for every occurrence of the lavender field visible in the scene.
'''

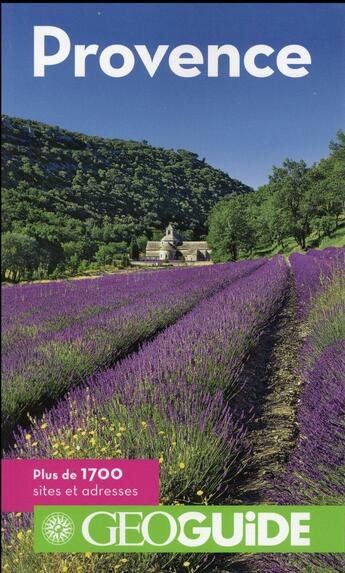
[2,248,345,573]
[2,260,263,441]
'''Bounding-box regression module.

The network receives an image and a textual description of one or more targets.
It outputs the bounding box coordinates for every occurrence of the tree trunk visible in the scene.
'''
[230,244,238,261]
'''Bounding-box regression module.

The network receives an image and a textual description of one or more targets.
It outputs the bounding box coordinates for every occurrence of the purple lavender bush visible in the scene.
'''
[290,247,344,318]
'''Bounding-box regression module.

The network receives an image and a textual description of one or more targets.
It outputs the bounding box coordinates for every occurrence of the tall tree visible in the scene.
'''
[267,159,311,249]
[208,194,255,261]
[129,235,140,260]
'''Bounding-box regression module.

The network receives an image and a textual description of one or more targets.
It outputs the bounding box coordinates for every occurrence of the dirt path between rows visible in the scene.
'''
[216,274,305,573]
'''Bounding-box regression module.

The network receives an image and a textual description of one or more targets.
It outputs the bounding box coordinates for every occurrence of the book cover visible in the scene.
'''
[1,3,345,572]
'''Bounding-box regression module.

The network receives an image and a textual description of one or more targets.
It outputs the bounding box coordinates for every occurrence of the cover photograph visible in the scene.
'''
[1,2,345,572]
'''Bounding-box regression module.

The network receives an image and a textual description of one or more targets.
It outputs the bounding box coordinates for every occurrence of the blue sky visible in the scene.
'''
[2,3,345,189]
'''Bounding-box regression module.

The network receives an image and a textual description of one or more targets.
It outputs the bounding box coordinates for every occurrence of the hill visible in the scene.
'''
[1,115,251,279]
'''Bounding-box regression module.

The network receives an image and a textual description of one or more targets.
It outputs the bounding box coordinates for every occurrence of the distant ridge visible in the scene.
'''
[2,115,251,273]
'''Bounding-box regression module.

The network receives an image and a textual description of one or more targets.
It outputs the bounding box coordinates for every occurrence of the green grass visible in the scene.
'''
[319,223,345,248]
[306,270,345,361]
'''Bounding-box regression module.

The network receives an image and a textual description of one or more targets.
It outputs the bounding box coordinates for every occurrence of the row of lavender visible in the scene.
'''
[255,248,345,573]
[2,260,264,438]
[3,257,289,573]
[291,246,344,317]
[2,267,216,338]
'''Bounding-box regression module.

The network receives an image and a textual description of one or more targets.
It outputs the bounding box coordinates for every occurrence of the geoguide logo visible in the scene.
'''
[34,505,345,554]
[41,512,75,545]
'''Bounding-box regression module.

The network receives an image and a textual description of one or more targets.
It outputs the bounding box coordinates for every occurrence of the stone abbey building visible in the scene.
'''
[146,224,211,262]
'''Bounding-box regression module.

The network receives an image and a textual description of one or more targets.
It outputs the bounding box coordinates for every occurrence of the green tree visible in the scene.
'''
[208,194,255,261]
[129,235,140,260]
[266,159,312,249]
[95,242,128,266]
[1,232,39,281]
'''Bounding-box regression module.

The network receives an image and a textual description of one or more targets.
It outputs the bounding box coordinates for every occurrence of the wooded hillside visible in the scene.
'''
[2,115,250,279]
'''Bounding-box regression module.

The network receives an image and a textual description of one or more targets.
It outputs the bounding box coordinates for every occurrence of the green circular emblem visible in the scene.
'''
[41,512,75,545]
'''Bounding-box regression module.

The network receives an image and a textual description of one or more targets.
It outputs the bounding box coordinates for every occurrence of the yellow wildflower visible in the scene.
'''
[116,432,122,438]
[179,462,186,470]
[119,426,126,431]
[90,438,96,446]
[197,490,204,496]
[41,423,48,429]
[183,562,190,568]
[17,531,24,541]
[25,434,31,441]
